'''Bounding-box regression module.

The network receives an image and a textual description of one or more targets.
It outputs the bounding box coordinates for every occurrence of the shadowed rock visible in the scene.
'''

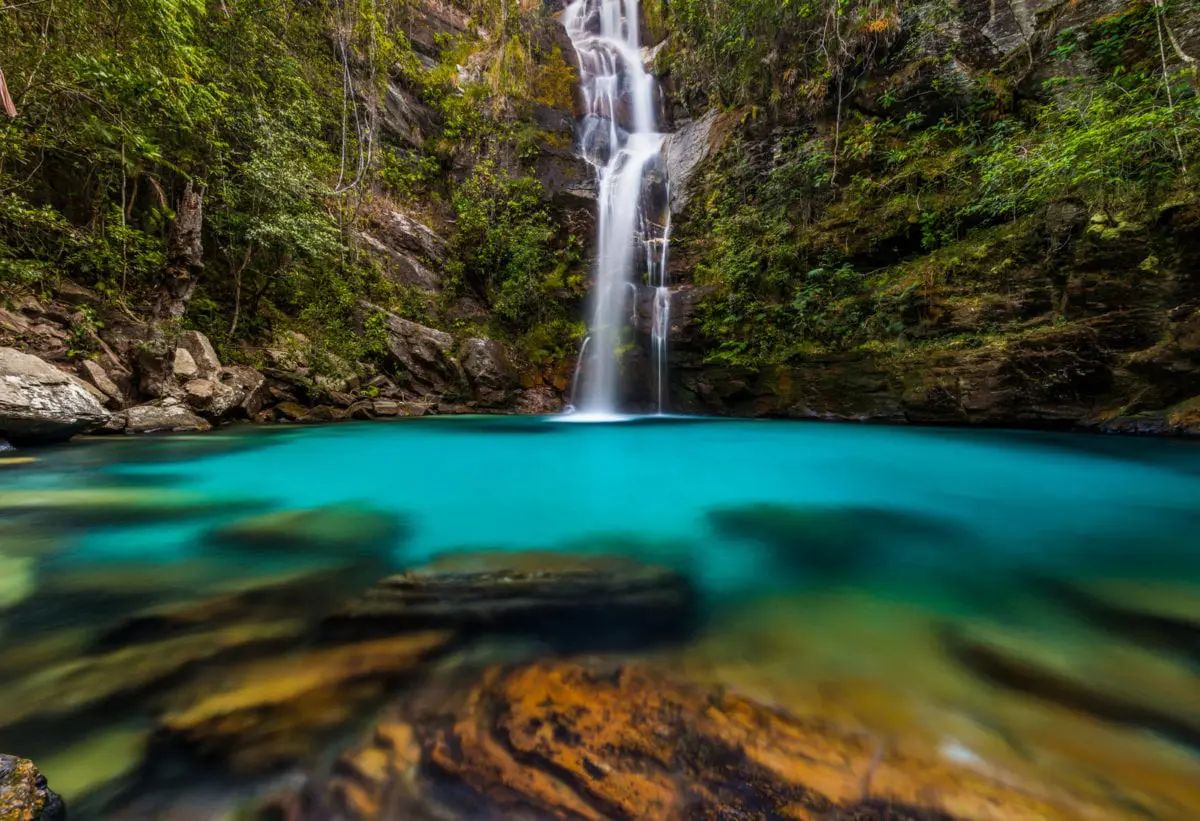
[327,551,696,651]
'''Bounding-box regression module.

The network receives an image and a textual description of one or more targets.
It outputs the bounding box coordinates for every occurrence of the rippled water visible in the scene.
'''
[1,417,1199,818]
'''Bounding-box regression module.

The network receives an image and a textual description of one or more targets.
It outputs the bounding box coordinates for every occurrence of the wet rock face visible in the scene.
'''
[328,551,697,651]
[0,347,110,445]
[301,660,1086,821]
[0,754,66,821]
[457,338,517,407]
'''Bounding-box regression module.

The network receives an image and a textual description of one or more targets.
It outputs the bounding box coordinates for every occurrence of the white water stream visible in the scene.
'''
[563,0,671,415]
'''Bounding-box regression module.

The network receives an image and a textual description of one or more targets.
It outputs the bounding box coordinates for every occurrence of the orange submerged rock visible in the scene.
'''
[317,660,1122,821]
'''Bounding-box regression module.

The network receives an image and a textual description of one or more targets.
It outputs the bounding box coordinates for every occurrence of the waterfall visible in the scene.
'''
[563,0,671,416]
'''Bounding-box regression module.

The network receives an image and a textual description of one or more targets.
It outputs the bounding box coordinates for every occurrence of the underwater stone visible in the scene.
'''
[707,503,963,577]
[301,660,1092,821]
[0,620,306,731]
[0,553,35,610]
[0,487,260,525]
[154,631,453,774]
[208,504,408,556]
[941,622,1200,750]
[0,754,66,821]
[327,551,696,650]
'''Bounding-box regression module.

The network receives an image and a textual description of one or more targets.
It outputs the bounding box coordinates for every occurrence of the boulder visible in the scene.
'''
[457,338,517,406]
[77,359,123,406]
[0,347,110,445]
[181,378,241,418]
[208,504,408,556]
[172,347,200,380]
[327,551,696,650]
[218,365,269,417]
[124,402,212,434]
[0,755,66,821]
[175,330,221,380]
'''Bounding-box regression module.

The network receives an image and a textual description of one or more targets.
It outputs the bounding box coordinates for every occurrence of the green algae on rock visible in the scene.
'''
[0,488,265,525]
[208,504,409,556]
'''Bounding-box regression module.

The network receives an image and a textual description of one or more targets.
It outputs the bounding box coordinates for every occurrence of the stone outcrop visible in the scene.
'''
[368,306,463,395]
[0,347,109,445]
[0,754,66,821]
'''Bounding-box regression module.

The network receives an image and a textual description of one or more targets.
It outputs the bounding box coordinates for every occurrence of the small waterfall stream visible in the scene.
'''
[563,0,671,416]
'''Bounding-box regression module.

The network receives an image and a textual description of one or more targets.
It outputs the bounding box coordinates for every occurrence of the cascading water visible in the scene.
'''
[563,0,671,416]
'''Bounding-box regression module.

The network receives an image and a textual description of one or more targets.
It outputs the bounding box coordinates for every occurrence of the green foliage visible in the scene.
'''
[0,0,417,370]
[448,160,582,336]
[664,0,898,109]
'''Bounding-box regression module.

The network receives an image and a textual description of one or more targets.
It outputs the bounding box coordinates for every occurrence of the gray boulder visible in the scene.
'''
[182,378,241,418]
[125,402,212,434]
[0,347,110,445]
[220,365,269,417]
[78,359,123,406]
[176,330,221,380]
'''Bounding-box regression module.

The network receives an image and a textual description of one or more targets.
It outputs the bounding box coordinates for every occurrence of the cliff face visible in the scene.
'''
[650,0,1200,432]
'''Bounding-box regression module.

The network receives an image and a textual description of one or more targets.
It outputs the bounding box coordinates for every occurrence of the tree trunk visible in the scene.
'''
[154,181,205,322]
[0,67,16,118]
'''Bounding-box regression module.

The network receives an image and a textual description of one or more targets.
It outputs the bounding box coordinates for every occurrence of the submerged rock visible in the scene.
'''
[153,631,453,773]
[0,487,260,525]
[0,346,110,445]
[1038,578,1200,661]
[209,504,407,556]
[0,553,35,610]
[328,551,696,650]
[0,620,306,731]
[304,660,1094,821]
[707,502,963,577]
[941,622,1200,750]
[0,754,66,821]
